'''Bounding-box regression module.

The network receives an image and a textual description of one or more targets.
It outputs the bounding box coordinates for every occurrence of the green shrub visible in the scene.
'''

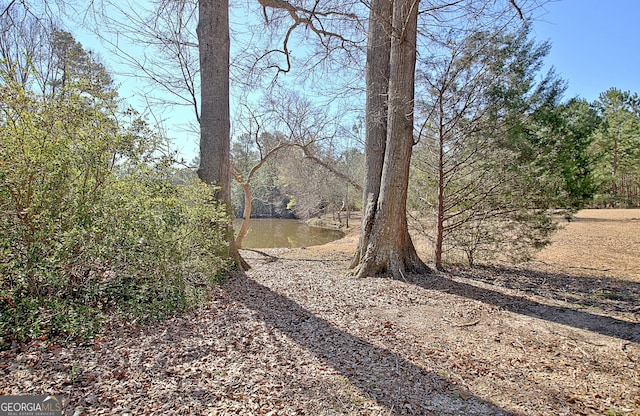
[0,72,230,348]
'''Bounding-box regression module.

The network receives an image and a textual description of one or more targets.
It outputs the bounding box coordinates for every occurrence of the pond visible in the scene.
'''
[233,218,344,249]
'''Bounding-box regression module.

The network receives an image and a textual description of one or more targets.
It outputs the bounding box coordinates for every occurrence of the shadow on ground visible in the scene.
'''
[228,272,516,415]
[409,266,640,343]
[245,250,639,344]
[453,264,640,314]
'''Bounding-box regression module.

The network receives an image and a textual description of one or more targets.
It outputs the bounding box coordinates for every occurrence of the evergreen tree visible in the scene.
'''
[409,23,590,267]
[591,88,640,207]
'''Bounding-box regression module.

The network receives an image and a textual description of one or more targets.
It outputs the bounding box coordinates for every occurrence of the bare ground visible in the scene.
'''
[1,209,639,415]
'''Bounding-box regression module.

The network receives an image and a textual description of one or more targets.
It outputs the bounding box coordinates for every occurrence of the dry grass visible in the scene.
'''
[327,209,640,280]
[533,209,640,282]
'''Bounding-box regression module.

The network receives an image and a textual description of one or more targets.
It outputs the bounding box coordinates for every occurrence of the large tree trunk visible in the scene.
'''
[352,0,429,279]
[350,0,392,268]
[197,0,230,199]
[197,0,248,270]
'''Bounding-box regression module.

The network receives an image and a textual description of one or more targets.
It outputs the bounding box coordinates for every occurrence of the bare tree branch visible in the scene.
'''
[253,0,363,74]
[1,0,17,18]
[293,144,363,192]
[509,0,524,19]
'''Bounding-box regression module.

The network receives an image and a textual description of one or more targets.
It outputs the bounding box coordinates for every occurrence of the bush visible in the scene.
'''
[0,76,230,348]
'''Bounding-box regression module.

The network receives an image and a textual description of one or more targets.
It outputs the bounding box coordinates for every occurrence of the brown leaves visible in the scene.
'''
[0,244,639,415]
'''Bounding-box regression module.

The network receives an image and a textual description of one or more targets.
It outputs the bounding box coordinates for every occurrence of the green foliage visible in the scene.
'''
[508,98,601,212]
[412,30,630,267]
[0,40,230,348]
[590,88,640,207]
[410,23,570,267]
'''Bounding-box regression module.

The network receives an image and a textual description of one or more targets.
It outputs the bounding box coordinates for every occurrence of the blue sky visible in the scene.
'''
[75,1,640,161]
[531,0,640,102]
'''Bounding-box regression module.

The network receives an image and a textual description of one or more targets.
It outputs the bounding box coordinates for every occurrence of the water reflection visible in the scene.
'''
[233,219,344,248]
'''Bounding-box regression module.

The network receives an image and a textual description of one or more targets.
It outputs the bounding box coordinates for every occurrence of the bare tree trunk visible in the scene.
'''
[611,134,618,207]
[197,0,248,270]
[352,0,429,279]
[435,94,445,270]
[350,0,392,268]
[235,182,252,248]
[231,141,294,250]
[345,188,350,229]
[197,0,230,199]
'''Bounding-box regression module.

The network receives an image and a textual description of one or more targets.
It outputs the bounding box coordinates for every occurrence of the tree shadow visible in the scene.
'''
[244,249,639,343]
[227,272,516,415]
[408,266,640,343]
[454,264,640,315]
[569,216,640,223]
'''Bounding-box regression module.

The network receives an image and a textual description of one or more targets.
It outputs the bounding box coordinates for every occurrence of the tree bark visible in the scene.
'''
[435,91,445,270]
[611,134,618,206]
[197,0,230,199]
[351,0,429,279]
[235,182,252,248]
[197,0,248,270]
[350,0,392,268]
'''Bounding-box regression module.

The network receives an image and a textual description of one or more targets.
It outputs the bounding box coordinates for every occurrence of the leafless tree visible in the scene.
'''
[231,90,359,246]
[83,0,364,268]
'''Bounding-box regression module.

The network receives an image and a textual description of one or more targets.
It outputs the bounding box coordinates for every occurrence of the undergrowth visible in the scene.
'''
[0,70,230,348]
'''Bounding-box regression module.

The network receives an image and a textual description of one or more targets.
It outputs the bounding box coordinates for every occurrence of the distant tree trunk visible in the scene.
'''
[231,141,294,249]
[611,134,618,207]
[435,98,445,270]
[235,182,252,248]
[345,188,350,229]
[197,0,248,270]
[351,0,429,279]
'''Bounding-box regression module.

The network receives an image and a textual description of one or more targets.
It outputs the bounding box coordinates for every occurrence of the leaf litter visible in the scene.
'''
[1,209,639,415]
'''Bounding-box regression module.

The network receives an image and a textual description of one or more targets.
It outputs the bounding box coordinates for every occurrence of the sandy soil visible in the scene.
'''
[1,209,638,415]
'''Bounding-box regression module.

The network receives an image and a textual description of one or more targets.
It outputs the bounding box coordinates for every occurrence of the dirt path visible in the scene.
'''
[1,210,639,415]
